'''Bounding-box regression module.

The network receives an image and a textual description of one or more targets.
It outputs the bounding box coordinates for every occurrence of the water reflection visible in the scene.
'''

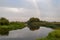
[0,27,53,40]
[27,22,40,31]
[28,26,40,31]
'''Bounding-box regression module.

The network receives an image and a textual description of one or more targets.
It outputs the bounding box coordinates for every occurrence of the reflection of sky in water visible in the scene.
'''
[0,27,53,40]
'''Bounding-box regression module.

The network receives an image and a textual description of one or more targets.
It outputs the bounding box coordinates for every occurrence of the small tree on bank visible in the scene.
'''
[0,17,9,25]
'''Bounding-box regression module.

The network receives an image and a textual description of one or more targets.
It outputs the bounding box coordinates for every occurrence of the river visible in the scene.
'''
[0,27,53,40]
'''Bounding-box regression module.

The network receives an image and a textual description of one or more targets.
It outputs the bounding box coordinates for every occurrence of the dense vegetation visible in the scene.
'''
[40,21,60,29]
[37,30,60,40]
[27,17,40,30]
[0,17,26,35]
[27,17,60,29]
[0,17,60,35]
[0,17,9,25]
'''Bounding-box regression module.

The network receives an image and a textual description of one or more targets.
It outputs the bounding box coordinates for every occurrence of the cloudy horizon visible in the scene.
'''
[0,0,60,22]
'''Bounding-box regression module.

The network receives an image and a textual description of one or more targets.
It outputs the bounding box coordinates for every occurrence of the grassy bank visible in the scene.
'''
[0,22,26,35]
[36,30,60,40]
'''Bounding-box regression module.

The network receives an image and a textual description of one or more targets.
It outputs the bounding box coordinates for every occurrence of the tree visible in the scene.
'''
[27,17,40,24]
[27,17,40,31]
[0,17,9,25]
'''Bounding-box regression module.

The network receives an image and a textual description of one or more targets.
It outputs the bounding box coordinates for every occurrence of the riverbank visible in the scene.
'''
[39,21,60,29]
[0,22,26,35]
[36,30,60,40]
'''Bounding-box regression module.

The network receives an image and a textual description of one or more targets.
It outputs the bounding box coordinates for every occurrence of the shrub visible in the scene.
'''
[0,17,9,25]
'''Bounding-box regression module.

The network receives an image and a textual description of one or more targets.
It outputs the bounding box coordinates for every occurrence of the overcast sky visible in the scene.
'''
[0,0,60,22]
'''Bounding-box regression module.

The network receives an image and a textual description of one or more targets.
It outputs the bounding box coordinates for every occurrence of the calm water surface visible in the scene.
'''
[0,27,53,40]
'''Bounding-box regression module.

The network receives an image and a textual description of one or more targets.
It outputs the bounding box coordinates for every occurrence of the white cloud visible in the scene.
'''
[0,6,60,22]
[0,7,40,21]
[5,8,19,13]
[0,0,60,22]
[0,7,26,13]
[0,7,37,15]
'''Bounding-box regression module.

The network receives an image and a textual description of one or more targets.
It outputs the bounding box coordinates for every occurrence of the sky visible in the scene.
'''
[0,0,60,22]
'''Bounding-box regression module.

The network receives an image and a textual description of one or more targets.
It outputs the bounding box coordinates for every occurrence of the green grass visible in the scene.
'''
[0,22,26,35]
[36,30,60,40]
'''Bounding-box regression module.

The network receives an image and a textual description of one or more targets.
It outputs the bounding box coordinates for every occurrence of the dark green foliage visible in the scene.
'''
[0,17,9,25]
[28,22,40,31]
[9,22,26,30]
[51,22,60,27]
[0,17,26,35]
[48,30,60,38]
[27,17,40,23]
[27,17,60,30]
[39,21,60,29]
[27,17,40,30]
[0,22,26,35]
[0,26,9,35]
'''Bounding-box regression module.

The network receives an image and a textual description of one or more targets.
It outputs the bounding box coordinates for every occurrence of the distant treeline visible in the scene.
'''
[0,17,60,29]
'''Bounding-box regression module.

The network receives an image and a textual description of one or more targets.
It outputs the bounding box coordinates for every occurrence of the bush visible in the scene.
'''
[0,26,9,35]
[0,22,26,35]
[48,30,60,38]
[28,22,40,31]
[0,17,9,25]
[9,22,26,29]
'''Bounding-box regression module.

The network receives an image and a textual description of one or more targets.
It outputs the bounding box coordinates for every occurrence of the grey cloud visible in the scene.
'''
[0,0,60,22]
